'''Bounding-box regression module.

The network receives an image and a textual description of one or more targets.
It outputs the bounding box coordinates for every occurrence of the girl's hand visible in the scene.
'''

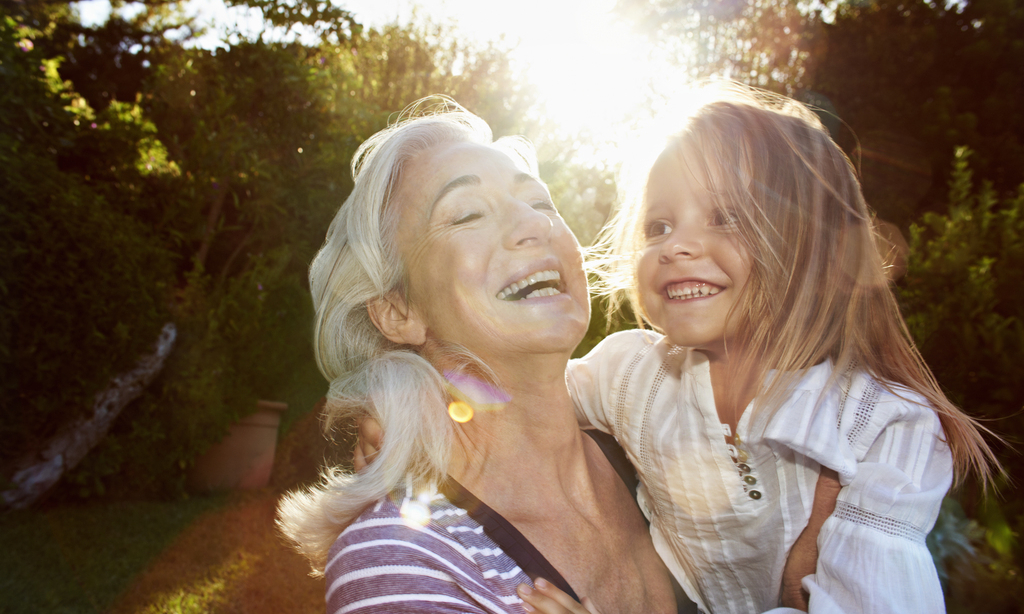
[517,578,602,614]
[352,417,383,471]
[781,467,841,610]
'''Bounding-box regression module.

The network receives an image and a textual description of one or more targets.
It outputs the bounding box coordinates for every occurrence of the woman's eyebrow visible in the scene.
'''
[431,175,480,212]
[428,172,544,219]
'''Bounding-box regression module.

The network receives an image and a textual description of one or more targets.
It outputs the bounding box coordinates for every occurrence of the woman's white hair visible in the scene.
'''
[277,97,538,572]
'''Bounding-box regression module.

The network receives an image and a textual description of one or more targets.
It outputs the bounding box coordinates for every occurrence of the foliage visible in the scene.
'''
[65,37,358,497]
[228,0,361,45]
[898,148,1024,609]
[807,0,1024,225]
[614,0,824,94]
[899,148,1024,463]
[0,11,175,470]
[1,2,549,499]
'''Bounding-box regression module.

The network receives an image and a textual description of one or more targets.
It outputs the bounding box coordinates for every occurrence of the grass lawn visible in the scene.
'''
[0,391,332,614]
[0,495,226,614]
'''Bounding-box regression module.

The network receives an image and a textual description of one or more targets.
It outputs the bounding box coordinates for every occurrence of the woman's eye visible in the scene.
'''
[532,200,557,212]
[452,212,482,225]
[644,220,672,238]
[711,209,740,227]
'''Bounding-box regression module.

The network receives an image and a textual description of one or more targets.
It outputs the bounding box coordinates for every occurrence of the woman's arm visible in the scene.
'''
[776,398,953,613]
[780,468,841,611]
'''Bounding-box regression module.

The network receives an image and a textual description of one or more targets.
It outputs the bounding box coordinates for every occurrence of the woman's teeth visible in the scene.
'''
[667,283,721,300]
[497,270,562,301]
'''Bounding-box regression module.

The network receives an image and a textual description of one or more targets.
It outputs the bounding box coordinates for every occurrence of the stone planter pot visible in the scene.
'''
[188,400,288,492]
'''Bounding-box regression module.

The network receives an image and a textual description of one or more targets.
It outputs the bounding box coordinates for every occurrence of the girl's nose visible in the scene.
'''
[659,229,703,263]
[506,200,553,249]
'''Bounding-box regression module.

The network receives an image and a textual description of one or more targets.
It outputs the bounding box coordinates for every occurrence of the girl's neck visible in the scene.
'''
[703,345,763,436]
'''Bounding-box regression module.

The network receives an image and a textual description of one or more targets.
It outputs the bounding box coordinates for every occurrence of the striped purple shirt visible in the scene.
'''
[325,484,531,613]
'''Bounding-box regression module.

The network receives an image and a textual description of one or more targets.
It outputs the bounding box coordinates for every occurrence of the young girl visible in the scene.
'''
[555,83,999,613]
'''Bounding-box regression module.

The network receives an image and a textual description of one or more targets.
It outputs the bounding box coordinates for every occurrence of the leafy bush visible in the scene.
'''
[899,148,1024,468]
[0,14,174,471]
[898,147,1024,610]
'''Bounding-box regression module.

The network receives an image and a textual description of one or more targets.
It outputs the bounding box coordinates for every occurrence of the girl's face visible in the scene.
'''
[636,144,753,361]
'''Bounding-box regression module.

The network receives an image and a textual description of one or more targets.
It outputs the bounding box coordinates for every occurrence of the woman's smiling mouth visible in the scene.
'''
[666,281,723,300]
[496,269,562,301]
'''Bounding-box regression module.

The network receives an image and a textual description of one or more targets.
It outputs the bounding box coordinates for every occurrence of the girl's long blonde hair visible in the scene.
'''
[599,82,998,485]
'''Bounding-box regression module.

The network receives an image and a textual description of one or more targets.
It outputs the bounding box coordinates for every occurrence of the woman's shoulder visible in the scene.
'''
[329,488,473,563]
[326,487,528,612]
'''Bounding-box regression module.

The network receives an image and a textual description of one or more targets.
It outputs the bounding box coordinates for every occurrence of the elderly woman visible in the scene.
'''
[277,102,686,613]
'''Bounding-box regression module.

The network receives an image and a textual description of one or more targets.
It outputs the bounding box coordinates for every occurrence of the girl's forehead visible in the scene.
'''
[647,143,713,193]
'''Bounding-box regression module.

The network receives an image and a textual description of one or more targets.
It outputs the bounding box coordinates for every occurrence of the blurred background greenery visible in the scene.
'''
[0,0,1021,611]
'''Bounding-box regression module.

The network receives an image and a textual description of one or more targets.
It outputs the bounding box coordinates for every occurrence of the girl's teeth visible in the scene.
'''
[668,285,721,299]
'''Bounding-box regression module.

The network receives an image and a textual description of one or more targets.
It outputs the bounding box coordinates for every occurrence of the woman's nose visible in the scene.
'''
[505,201,553,248]
[658,228,703,263]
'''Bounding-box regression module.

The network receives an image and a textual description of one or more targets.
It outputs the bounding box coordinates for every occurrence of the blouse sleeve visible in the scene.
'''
[566,329,654,434]
[801,387,953,613]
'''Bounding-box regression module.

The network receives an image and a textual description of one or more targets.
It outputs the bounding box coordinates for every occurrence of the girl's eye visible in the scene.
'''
[644,220,672,238]
[710,209,740,227]
[452,212,482,225]
[532,200,557,212]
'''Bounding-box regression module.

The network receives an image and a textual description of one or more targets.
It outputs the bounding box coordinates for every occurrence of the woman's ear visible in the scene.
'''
[367,293,427,346]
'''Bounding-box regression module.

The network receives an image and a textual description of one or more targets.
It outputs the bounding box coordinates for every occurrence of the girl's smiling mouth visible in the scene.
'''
[666,280,723,300]
[496,269,563,301]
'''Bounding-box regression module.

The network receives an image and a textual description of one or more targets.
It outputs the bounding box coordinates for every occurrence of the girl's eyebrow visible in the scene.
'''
[514,172,541,185]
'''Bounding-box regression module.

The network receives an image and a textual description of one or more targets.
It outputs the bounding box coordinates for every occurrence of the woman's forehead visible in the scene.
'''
[392,141,543,225]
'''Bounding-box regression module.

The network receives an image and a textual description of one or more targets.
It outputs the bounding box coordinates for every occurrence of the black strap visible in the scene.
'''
[443,430,700,614]
[442,478,580,601]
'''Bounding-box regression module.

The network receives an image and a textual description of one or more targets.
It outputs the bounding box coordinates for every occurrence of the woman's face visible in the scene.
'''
[388,141,590,364]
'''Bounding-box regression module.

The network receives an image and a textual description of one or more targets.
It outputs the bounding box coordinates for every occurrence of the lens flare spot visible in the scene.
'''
[444,370,512,407]
[400,499,431,527]
[448,401,474,423]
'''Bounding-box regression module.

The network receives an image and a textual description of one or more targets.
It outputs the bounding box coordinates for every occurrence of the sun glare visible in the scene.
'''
[77,0,699,164]
[509,2,656,134]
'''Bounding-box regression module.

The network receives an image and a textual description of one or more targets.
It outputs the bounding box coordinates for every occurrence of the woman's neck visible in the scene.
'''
[446,354,591,507]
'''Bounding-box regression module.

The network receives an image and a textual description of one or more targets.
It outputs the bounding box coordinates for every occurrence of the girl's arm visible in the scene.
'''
[517,579,603,614]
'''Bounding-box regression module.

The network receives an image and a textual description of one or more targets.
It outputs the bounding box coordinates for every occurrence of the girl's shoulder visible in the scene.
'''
[583,328,665,356]
[778,362,938,424]
[763,365,945,471]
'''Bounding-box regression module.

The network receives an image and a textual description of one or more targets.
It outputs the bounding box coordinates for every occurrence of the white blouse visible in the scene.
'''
[567,330,951,614]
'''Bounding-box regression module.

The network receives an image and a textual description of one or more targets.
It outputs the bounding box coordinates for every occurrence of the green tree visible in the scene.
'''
[614,0,824,94]
[898,148,1024,611]
[899,148,1024,464]
[807,0,1024,226]
[0,10,176,471]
